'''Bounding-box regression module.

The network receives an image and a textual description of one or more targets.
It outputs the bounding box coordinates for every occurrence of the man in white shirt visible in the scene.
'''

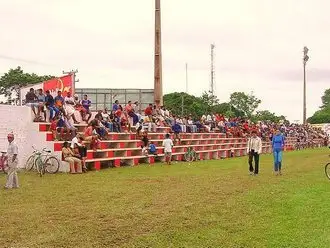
[247,130,262,175]
[5,132,19,189]
[162,133,174,165]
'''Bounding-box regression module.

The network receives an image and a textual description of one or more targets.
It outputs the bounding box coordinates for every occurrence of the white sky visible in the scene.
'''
[1,0,329,122]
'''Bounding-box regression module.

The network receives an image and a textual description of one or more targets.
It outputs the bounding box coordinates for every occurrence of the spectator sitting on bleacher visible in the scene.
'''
[143,115,156,132]
[81,95,92,123]
[35,89,46,122]
[71,133,87,172]
[45,90,59,122]
[64,92,79,124]
[84,121,100,151]
[57,114,76,141]
[141,131,149,156]
[172,120,182,144]
[101,108,113,132]
[25,88,38,117]
[176,117,186,133]
[135,119,143,137]
[111,110,121,133]
[187,116,197,133]
[149,141,157,156]
[54,91,65,114]
[61,141,82,174]
[93,116,109,140]
[50,116,60,141]
[125,101,138,126]
[112,100,119,111]
[144,103,153,118]
[74,94,86,121]
[133,101,141,121]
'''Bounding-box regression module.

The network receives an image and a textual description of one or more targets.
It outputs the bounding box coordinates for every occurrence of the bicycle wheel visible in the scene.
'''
[35,157,44,177]
[325,163,330,180]
[25,154,36,171]
[184,152,194,162]
[44,156,60,174]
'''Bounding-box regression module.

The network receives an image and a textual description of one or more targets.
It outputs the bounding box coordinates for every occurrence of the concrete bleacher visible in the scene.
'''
[35,122,299,171]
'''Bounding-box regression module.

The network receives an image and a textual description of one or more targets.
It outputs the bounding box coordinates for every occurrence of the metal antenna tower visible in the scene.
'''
[210,44,215,95]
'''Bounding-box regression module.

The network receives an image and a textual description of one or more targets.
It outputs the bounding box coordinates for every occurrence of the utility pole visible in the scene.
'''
[154,0,163,106]
[185,63,188,93]
[62,69,79,94]
[303,47,309,125]
[210,44,215,96]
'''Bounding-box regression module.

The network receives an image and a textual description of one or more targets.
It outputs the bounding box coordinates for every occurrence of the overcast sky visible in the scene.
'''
[1,0,329,122]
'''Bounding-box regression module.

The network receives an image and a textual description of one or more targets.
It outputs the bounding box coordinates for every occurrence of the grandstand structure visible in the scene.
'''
[37,119,298,171]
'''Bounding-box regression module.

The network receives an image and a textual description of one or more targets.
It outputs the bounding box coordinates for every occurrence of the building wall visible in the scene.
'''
[0,105,61,169]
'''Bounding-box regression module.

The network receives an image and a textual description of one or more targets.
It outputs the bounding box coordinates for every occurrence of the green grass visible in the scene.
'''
[1,148,330,248]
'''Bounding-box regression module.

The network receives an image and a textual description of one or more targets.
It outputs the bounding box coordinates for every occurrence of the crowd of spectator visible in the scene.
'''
[25,88,329,173]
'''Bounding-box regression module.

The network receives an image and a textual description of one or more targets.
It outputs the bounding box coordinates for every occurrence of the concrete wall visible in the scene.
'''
[0,105,61,169]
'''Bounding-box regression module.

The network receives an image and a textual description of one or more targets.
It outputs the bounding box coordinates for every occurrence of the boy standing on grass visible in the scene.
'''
[162,133,173,165]
[247,130,262,176]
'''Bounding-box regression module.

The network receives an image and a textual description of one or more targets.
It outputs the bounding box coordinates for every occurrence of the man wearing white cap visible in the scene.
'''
[5,132,19,189]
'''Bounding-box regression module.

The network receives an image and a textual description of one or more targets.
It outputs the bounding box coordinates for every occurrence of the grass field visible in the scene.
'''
[1,148,330,248]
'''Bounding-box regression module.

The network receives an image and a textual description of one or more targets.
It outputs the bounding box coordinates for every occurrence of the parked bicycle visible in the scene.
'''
[25,146,60,176]
[0,151,8,174]
[184,146,197,162]
[324,147,330,180]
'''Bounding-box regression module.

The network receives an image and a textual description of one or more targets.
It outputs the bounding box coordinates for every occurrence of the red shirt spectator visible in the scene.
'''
[145,104,153,116]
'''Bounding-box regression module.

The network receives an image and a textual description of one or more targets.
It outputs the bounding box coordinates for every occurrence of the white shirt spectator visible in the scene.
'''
[247,136,262,154]
[101,112,109,122]
[71,137,82,149]
[162,138,173,153]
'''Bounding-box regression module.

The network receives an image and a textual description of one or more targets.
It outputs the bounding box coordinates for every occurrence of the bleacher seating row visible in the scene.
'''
[37,122,300,171]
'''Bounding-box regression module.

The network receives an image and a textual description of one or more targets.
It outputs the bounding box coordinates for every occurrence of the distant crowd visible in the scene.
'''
[23,88,329,174]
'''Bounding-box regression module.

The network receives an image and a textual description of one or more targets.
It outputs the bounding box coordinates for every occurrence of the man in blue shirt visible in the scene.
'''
[272,129,285,175]
[45,90,59,121]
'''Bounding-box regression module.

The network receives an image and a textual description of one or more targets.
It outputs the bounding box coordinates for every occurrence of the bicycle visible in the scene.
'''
[324,147,330,180]
[0,151,8,174]
[25,146,60,176]
[184,146,197,162]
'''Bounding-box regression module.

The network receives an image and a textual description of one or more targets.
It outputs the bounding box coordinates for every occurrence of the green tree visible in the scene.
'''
[0,66,54,103]
[307,107,330,124]
[253,110,287,123]
[200,91,219,113]
[308,88,330,123]
[321,89,330,108]
[163,92,204,118]
[229,92,261,117]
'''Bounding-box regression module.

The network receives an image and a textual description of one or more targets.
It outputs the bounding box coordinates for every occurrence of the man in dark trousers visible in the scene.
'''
[247,130,262,175]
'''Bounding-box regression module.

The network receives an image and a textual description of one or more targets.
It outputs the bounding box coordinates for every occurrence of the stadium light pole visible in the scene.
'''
[303,46,309,125]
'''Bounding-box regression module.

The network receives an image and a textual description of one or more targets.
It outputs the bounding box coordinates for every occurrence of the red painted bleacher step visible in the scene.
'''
[38,122,305,171]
